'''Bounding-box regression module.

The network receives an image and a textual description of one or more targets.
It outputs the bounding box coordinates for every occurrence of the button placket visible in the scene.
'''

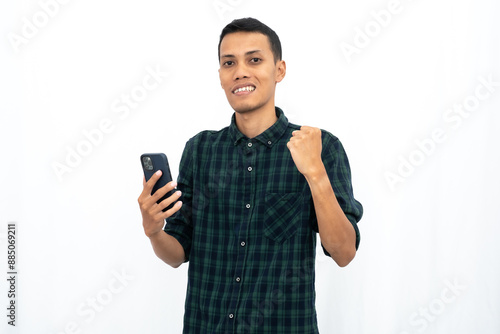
[228,139,254,326]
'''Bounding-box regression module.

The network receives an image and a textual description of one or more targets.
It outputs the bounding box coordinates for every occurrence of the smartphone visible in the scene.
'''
[140,153,176,212]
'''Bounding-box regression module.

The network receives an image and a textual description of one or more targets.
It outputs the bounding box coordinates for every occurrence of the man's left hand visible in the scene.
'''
[287,126,324,178]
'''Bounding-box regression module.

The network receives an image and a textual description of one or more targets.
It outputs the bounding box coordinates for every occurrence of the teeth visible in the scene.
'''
[234,86,255,93]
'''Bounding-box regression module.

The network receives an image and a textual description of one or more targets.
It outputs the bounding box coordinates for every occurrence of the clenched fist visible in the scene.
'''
[287,126,324,178]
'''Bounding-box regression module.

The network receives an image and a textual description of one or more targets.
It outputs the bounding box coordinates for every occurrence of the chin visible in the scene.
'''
[233,107,256,114]
[230,101,263,114]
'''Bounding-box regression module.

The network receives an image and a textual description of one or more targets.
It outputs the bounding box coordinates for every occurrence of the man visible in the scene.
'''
[138,17,363,334]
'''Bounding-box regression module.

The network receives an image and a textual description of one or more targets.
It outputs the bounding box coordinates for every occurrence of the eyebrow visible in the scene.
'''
[221,50,262,59]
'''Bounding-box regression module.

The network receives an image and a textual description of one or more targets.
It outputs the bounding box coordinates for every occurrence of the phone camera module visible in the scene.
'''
[142,156,154,171]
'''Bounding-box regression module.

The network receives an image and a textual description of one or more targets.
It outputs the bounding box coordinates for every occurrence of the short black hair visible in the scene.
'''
[218,17,282,63]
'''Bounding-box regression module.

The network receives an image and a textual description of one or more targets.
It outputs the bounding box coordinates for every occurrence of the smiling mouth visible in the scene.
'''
[233,86,256,94]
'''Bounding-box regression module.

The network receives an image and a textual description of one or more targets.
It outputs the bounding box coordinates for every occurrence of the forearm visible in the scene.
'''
[305,167,356,267]
[149,230,186,268]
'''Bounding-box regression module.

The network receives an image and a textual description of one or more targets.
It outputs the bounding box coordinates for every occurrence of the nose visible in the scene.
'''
[233,62,250,81]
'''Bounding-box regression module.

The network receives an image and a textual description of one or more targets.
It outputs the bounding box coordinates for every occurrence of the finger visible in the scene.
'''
[288,135,299,145]
[150,180,178,202]
[160,201,183,220]
[139,173,156,204]
[141,170,162,196]
[157,190,182,211]
[139,171,165,205]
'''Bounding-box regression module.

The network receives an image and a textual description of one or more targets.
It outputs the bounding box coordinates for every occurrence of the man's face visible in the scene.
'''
[219,31,285,114]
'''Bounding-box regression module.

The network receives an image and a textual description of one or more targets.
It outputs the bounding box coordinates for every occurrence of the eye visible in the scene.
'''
[250,58,262,63]
[223,60,234,67]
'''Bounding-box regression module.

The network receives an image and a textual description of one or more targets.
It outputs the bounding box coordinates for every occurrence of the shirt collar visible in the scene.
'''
[229,107,289,148]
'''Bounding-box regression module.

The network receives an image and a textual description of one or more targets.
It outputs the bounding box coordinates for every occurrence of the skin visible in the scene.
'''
[287,127,356,266]
[218,31,286,138]
[138,173,184,268]
[138,31,357,268]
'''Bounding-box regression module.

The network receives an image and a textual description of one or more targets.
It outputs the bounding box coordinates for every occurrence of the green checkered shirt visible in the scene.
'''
[165,107,363,334]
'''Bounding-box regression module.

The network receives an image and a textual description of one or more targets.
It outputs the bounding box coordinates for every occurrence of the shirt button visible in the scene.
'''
[245,204,251,209]
[247,166,253,172]
[267,141,272,145]
[235,277,241,283]
[240,241,246,247]
[229,313,234,319]
[247,142,253,147]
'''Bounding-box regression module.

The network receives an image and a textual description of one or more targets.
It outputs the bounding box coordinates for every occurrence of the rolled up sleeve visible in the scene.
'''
[314,132,363,254]
[164,139,195,262]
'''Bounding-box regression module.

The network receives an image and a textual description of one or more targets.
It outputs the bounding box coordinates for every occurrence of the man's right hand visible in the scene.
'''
[138,170,183,238]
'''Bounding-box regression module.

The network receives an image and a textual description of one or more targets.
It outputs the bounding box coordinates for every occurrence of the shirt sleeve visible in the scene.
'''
[313,131,363,255]
[163,139,195,262]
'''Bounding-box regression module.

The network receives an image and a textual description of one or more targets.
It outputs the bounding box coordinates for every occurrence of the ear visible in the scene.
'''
[275,60,286,83]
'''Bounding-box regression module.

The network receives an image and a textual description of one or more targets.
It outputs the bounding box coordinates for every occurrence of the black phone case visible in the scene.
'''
[141,153,176,212]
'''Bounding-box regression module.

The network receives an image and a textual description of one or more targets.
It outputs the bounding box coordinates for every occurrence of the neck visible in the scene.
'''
[234,104,277,139]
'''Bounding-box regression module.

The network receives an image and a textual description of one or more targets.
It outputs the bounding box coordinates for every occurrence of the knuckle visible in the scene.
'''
[147,207,156,217]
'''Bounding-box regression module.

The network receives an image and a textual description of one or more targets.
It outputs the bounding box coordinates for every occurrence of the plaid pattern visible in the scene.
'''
[165,107,363,334]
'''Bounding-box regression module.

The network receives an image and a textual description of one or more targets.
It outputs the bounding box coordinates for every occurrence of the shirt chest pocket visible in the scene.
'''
[264,192,305,244]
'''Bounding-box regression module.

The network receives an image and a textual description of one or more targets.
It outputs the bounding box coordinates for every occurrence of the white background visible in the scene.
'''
[1,0,499,333]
